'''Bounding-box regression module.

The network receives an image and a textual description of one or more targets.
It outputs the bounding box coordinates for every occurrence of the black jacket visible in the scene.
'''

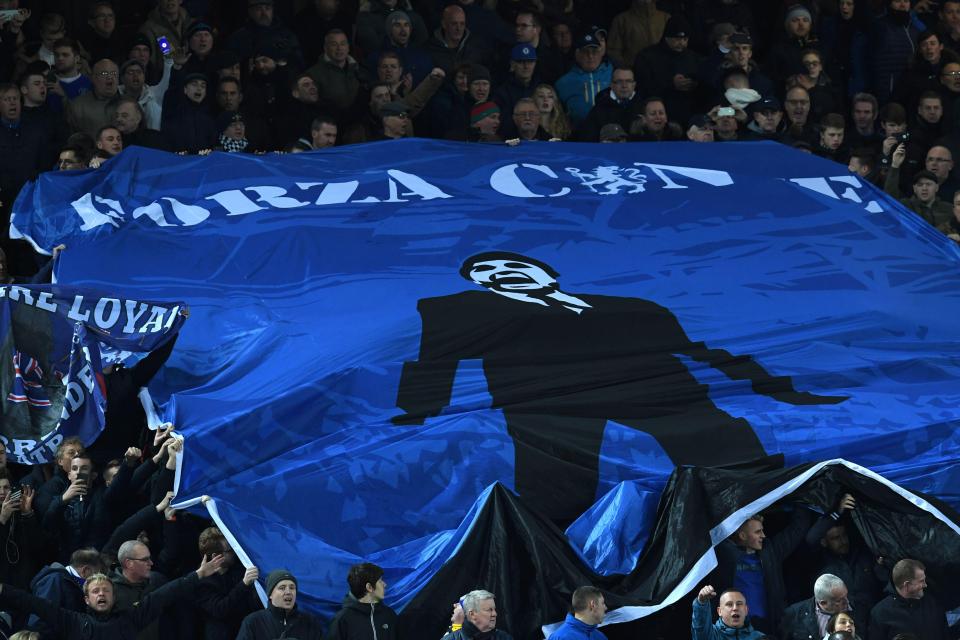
[446,619,514,639]
[195,565,261,640]
[781,597,867,640]
[324,593,398,640]
[577,90,644,142]
[2,572,200,640]
[238,603,324,640]
[712,507,813,633]
[28,562,85,634]
[868,587,949,640]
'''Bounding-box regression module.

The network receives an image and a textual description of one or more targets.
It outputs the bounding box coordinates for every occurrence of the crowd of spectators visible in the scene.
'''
[2,0,960,246]
[0,0,958,638]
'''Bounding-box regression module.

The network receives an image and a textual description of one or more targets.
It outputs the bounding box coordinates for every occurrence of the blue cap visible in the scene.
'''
[511,43,537,61]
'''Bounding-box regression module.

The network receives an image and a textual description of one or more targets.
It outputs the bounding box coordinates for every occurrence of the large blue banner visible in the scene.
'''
[11,141,960,619]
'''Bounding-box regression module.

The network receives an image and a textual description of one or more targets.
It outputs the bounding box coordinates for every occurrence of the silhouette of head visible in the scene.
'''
[460,252,559,293]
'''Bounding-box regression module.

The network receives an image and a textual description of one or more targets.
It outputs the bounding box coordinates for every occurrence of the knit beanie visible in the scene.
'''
[266,569,297,596]
[470,101,499,125]
[784,5,812,26]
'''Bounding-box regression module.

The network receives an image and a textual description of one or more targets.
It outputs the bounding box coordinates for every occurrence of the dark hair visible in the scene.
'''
[311,115,338,131]
[849,147,878,171]
[377,51,402,66]
[198,527,226,557]
[459,252,559,280]
[820,112,845,129]
[641,96,666,112]
[918,90,943,104]
[347,562,383,599]
[878,102,906,124]
[571,586,603,613]
[52,37,81,54]
[0,82,18,97]
[516,10,542,28]
[826,611,856,633]
[217,76,241,92]
[95,124,120,140]
[69,548,105,572]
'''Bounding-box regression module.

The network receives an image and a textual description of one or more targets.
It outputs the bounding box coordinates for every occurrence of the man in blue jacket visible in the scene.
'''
[692,585,767,640]
[549,586,608,639]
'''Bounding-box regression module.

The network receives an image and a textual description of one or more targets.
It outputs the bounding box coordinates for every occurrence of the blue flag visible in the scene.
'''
[11,140,960,618]
[0,285,185,464]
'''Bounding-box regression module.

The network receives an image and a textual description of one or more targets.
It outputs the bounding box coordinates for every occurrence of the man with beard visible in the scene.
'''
[112,96,165,149]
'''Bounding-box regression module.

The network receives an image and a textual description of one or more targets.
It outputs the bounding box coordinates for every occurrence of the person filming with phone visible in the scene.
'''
[42,455,111,563]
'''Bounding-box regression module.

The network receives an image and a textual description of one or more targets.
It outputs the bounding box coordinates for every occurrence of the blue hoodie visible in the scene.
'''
[691,598,766,640]
[554,61,613,124]
[548,613,608,639]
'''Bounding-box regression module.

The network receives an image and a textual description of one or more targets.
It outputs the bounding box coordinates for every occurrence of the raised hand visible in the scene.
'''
[697,585,716,603]
[243,566,260,586]
[197,553,226,578]
[21,485,34,515]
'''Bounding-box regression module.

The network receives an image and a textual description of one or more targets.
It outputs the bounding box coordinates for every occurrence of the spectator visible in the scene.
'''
[555,32,613,125]
[599,123,628,142]
[42,454,111,561]
[274,73,326,147]
[892,30,952,113]
[237,569,322,639]
[924,145,960,201]
[468,101,502,142]
[687,114,715,142]
[629,97,682,141]
[28,548,105,635]
[66,58,120,138]
[767,5,820,85]
[781,574,860,640]
[195,527,261,640]
[213,77,271,152]
[815,113,848,163]
[356,0,428,55]
[709,105,741,142]
[118,60,163,131]
[847,93,882,148]
[306,29,363,116]
[692,585,765,640]
[937,189,960,240]
[496,44,539,120]
[113,96,166,150]
[212,112,250,152]
[870,0,922,104]
[35,438,85,517]
[885,146,954,226]
[56,144,92,170]
[79,2,124,65]
[310,115,339,148]
[18,66,64,136]
[326,562,399,639]
[226,1,303,69]
[827,611,862,640]
[368,11,433,86]
[942,0,960,54]
[111,540,168,640]
[634,16,701,130]
[94,124,122,157]
[869,559,950,640]
[712,508,813,635]
[912,90,945,150]
[0,471,38,589]
[548,586,607,639]
[783,85,815,144]
[533,83,571,140]
[578,67,642,142]
[426,5,492,75]
[1,556,223,638]
[709,32,774,99]
[161,73,217,154]
[138,0,191,82]
[0,82,57,210]
[792,48,842,121]
[50,38,92,102]
[513,11,563,84]
[512,98,550,141]
[819,0,869,96]
[447,589,512,640]
[743,96,786,141]
[848,147,881,185]
[293,0,354,66]
[606,0,670,68]
[341,83,394,143]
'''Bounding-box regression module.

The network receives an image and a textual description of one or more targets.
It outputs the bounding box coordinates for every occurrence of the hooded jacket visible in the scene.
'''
[28,563,85,634]
[324,592,399,640]
[555,61,614,124]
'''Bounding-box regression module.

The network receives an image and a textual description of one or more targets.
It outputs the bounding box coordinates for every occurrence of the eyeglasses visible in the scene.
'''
[942,71,960,77]
[96,71,118,78]
[129,556,152,563]
[515,111,538,118]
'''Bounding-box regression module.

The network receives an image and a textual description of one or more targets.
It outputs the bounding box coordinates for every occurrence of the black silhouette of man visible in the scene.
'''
[394,252,848,521]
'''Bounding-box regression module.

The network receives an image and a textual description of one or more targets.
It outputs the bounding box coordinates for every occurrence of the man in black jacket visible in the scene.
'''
[446,589,513,640]
[238,568,323,640]
[0,554,222,639]
[781,574,862,640]
[325,562,397,640]
[195,526,261,640]
[868,559,950,640]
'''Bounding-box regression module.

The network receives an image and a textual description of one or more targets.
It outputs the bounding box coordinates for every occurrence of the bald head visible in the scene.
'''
[91,58,119,99]
[442,5,466,44]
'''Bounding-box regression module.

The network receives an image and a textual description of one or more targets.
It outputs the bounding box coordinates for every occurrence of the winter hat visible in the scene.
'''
[467,64,491,85]
[386,10,410,30]
[470,101,499,125]
[266,569,297,596]
[784,5,812,26]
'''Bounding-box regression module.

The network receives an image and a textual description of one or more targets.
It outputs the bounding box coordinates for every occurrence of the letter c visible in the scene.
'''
[490,163,570,198]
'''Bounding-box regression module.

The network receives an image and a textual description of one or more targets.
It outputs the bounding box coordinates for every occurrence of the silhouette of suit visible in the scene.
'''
[395,255,846,521]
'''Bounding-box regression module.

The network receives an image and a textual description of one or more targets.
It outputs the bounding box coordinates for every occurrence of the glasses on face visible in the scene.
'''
[515,111,537,118]
[943,71,960,77]
[96,71,118,78]
[129,556,152,563]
